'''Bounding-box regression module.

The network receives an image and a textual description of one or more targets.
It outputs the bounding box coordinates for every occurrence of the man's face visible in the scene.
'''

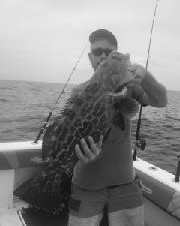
[88,39,117,71]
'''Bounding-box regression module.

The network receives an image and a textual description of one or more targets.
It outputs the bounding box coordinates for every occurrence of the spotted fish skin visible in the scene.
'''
[14,54,139,215]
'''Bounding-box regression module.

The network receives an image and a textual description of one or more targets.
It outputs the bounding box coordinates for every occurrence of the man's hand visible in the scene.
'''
[75,135,103,164]
[109,51,146,82]
[128,64,147,86]
[110,51,130,63]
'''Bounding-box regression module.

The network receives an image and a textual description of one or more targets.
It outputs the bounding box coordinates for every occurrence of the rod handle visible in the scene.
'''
[175,155,180,182]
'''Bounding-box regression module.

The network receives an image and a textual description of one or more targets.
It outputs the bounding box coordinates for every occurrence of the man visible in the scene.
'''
[68,29,167,226]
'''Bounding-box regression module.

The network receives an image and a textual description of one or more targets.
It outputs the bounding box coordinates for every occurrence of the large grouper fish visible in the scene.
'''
[14,53,139,215]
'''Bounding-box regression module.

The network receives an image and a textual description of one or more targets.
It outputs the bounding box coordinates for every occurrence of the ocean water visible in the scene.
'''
[0,79,180,174]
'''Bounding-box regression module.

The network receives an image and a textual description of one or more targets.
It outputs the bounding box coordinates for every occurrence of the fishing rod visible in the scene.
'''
[133,0,159,160]
[34,0,159,145]
[34,41,89,143]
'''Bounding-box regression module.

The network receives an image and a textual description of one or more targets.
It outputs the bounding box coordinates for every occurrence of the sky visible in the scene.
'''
[0,0,180,91]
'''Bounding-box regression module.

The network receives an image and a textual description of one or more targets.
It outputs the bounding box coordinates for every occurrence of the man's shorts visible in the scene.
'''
[68,176,144,218]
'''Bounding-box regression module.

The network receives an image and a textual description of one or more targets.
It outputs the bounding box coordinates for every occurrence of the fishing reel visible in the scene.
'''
[136,134,147,151]
[133,134,147,161]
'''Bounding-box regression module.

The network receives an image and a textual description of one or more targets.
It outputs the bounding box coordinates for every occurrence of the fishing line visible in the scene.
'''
[34,41,89,143]
[34,0,159,144]
[133,0,160,160]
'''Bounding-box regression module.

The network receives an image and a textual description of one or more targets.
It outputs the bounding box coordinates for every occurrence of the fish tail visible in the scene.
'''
[14,166,72,215]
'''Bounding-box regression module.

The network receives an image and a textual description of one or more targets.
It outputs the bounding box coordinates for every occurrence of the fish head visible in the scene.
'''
[94,53,135,92]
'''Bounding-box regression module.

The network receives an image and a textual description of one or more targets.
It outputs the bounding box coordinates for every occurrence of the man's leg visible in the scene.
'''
[108,177,144,226]
[68,214,103,226]
[108,205,144,226]
[67,183,107,226]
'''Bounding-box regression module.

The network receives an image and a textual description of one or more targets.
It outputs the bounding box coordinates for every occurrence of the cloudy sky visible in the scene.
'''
[0,0,180,91]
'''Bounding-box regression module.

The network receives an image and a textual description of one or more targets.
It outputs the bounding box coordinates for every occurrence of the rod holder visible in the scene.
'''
[175,155,180,182]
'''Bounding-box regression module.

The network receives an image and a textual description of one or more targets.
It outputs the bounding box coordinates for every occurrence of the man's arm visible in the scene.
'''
[128,65,168,107]
[140,72,167,107]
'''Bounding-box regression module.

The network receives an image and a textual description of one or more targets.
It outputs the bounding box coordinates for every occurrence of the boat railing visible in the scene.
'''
[0,141,43,210]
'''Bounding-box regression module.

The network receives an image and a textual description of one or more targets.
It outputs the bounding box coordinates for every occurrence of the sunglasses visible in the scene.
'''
[91,48,113,57]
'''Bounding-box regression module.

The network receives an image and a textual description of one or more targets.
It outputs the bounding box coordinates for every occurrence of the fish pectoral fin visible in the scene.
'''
[112,96,139,118]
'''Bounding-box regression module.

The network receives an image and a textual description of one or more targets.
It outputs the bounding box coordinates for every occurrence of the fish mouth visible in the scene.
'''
[112,69,134,92]
[115,83,128,93]
[108,85,128,98]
